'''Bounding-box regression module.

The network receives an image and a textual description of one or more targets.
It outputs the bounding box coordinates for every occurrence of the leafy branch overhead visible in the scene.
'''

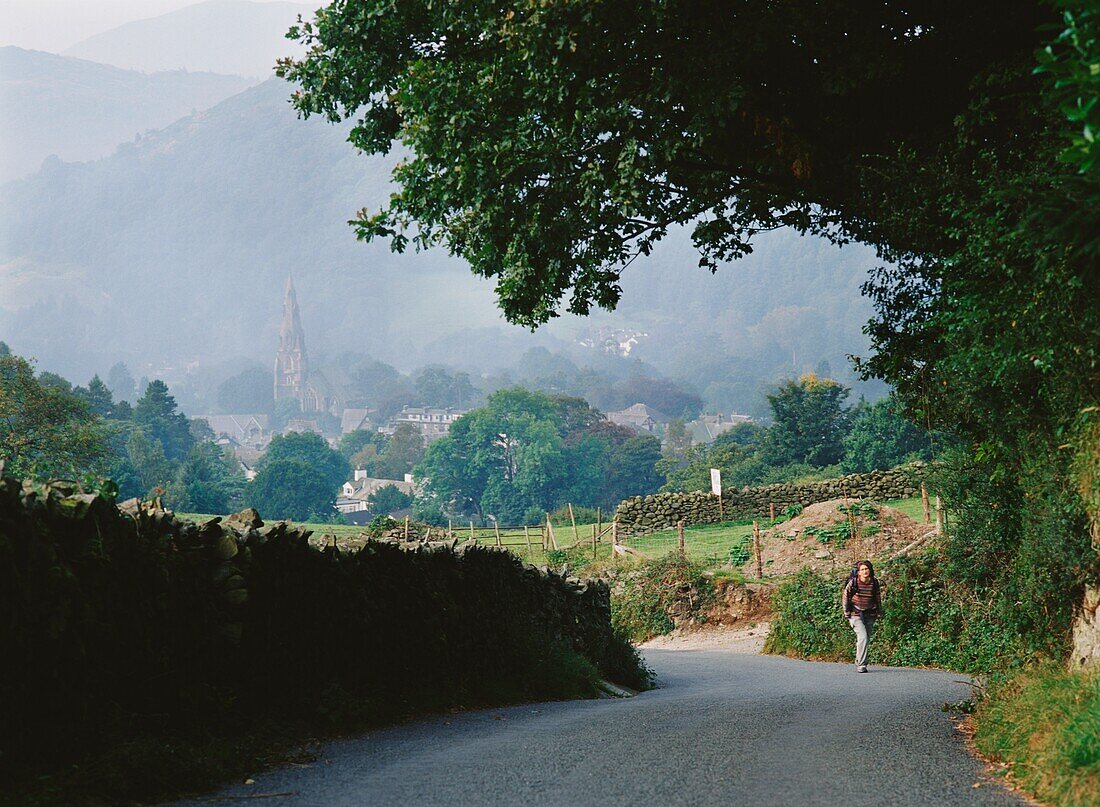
[280,1,1050,326]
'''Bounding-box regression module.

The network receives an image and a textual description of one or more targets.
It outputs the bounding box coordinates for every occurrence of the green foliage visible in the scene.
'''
[74,374,116,418]
[367,484,412,514]
[765,569,853,661]
[840,396,934,473]
[931,447,1094,659]
[106,362,136,403]
[975,665,1100,807]
[416,388,661,522]
[781,504,804,520]
[133,379,195,462]
[270,396,302,432]
[373,422,425,480]
[760,374,852,468]
[726,537,751,567]
[280,1,1045,327]
[259,431,350,492]
[0,353,110,480]
[0,475,649,803]
[803,522,853,547]
[246,458,336,521]
[766,556,1033,673]
[610,554,715,643]
[339,428,386,462]
[659,377,868,493]
[170,442,246,515]
[216,366,274,414]
[413,365,478,408]
[1037,4,1100,173]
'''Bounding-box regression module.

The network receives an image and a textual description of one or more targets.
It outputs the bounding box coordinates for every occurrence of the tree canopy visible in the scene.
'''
[0,354,110,480]
[280,1,1051,324]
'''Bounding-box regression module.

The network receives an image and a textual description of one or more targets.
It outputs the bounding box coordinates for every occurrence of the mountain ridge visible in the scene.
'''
[62,0,314,77]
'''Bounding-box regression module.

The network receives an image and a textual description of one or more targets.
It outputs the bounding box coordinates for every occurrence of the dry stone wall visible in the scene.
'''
[614,464,925,536]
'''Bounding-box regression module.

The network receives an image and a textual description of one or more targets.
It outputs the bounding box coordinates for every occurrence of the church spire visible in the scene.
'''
[274,273,309,405]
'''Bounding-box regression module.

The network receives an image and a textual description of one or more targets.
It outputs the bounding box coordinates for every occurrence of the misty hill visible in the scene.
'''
[0,47,255,183]
[62,0,313,78]
[0,76,885,411]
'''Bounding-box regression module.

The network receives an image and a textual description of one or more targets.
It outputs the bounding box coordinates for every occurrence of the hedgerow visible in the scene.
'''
[0,474,648,804]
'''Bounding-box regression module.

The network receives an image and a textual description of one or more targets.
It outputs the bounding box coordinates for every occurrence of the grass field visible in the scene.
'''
[180,495,926,571]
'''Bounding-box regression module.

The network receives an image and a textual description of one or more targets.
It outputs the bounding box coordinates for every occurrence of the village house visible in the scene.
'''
[337,467,418,515]
[687,412,755,443]
[381,406,466,442]
[605,402,667,434]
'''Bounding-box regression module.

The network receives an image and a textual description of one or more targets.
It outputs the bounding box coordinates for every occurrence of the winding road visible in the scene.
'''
[182,644,1025,806]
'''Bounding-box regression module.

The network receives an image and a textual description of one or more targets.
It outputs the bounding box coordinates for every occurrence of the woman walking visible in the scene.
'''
[842,560,882,673]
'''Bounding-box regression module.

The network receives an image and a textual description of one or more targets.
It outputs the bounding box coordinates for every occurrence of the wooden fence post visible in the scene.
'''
[448,520,453,540]
[568,503,579,545]
[592,523,598,560]
[404,515,409,541]
[677,520,685,554]
[611,519,619,556]
[494,521,502,546]
[596,507,602,541]
[524,525,533,556]
[935,496,944,534]
[470,521,475,544]
[921,483,931,524]
[545,513,559,550]
[717,492,724,522]
[752,521,763,580]
[769,502,775,522]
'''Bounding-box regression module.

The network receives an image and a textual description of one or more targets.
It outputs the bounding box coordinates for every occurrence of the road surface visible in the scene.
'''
[179,648,1024,806]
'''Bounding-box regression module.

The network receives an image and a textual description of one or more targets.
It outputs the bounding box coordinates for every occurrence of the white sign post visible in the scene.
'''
[710,468,724,521]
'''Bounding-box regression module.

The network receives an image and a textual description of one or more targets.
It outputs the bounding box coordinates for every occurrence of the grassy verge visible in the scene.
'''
[972,665,1100,807]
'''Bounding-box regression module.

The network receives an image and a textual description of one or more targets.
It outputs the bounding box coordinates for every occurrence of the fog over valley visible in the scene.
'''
[0,0,886,417]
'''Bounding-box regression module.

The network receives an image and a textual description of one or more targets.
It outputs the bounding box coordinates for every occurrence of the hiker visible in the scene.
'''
[842,559,882,673]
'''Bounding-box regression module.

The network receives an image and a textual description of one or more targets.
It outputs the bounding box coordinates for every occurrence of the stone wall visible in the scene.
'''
[613,464,925,536]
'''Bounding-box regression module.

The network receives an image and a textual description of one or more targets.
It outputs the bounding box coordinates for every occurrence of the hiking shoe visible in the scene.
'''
[857,666,868,673]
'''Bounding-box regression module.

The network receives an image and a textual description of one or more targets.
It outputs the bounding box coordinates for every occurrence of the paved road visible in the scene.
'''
[181,651,1025,806]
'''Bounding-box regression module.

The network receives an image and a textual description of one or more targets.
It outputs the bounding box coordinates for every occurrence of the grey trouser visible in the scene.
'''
[848,614,877,667]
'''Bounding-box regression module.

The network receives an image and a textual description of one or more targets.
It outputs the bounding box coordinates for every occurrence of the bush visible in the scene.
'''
[974,665,1100,807]
[0,475,650,803]
[765,554,1026,672]
[610,554,715,643]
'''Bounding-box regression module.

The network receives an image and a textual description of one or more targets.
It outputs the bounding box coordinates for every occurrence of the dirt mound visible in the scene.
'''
[747,498,935,578]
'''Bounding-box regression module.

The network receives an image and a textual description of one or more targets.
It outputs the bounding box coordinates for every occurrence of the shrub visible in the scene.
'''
[0,475,650,803]
[765,554,1027,672]
[610,553,715,643]
[974,665,1100,807]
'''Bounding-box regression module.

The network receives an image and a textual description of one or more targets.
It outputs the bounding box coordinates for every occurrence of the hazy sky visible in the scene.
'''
[1,0,214,52]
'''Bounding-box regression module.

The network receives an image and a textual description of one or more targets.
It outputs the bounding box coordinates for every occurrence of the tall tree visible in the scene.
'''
[247,458,337,522]
[0,354,109,480]
[133,380,194,462]
[216,366,274,414]
[258,431,350,491]
[171,442,246,515]
[840,397,933,473]
[75,375,115,418]
[760,374,851,468]
[106,362,136,403]
[373,423,425,481]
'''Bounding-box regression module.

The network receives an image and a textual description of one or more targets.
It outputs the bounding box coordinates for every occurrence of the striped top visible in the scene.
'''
[843,578,881,616]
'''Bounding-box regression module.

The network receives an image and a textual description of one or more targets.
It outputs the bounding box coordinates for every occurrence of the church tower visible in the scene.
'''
[274,274,309,406]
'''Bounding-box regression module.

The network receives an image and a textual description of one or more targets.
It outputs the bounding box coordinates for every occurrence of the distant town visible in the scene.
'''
[195,276,754,522]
